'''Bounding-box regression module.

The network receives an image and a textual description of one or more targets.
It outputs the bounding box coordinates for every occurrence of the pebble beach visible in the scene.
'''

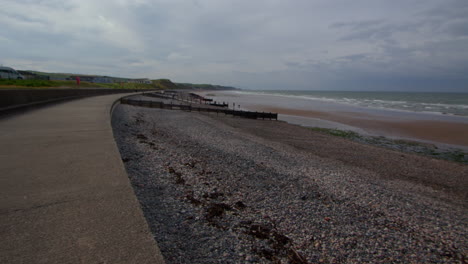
[112,101,467,263]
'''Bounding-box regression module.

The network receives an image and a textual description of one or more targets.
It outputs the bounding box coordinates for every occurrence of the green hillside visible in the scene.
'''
[152,79,179,89]
[1,69,236,90]
[176,83,238,90]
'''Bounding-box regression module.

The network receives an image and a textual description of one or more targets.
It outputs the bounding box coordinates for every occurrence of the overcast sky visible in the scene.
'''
[1,0,468,91]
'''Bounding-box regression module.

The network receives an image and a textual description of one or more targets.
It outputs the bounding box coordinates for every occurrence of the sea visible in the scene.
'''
[235,90,468,117]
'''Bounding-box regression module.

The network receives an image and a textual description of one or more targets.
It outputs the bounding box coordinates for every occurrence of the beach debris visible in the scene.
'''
[203,192,224,200]
[184,160,197,168]
[136,133,148,140]
[255,247,276,261]
[167,166,175,174]
[185,194,202,206]
[248,223,272,239]
[205,203,232,220]
[167,166,185,184]
[234,201,246,209]
[272,232,291,248]
[133,113,145,125]
[174,172,185,184]
[288,248,309,264]
[243,221,307,263]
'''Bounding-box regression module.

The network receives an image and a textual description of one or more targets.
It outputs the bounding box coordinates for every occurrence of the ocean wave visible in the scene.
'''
[233,90,468,116]
[420,102,468,109]
[234,90,342,103]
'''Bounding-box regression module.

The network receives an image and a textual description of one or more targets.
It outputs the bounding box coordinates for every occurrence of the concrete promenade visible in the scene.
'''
[0,94,165,263]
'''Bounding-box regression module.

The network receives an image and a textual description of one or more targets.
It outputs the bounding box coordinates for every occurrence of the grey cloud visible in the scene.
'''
[1,0,467,91]
[284,61,302,68]
[336,20,432,43]
[330,19,385,30]
[0,10,48,25]
[122,58,143,64]
[337,25,394,42]
[421,0,468,19]
[334,0,468,43]
[440,20,468,37]
[338,54,369,62]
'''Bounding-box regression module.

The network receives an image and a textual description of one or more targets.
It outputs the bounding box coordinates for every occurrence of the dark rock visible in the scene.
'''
[234,201,247,209]
[248,224,271,240]
[136,133,147,140]
[185,194,202,206]
[205,203,232,220]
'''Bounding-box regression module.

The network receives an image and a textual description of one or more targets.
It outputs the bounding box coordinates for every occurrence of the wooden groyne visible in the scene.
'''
[209,102,229,107]
[143,92,228,107]
[142,92,175,100]
[120,98,278,120]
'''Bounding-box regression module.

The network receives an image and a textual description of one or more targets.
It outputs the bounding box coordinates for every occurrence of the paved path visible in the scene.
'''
[0,94,165,263]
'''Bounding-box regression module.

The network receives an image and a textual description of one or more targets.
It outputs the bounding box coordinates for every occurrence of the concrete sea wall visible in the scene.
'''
[0,88,153,112]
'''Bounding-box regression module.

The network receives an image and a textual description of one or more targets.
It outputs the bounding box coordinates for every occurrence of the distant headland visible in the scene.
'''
[0,68,239,91]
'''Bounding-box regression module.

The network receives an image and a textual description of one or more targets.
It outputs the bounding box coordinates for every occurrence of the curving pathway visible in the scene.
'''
[0,94,165,263]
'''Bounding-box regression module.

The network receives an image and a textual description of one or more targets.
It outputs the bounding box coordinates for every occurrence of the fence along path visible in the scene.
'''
[120,96,278,120]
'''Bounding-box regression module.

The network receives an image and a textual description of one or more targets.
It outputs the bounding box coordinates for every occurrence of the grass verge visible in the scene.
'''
[0,79,161,89]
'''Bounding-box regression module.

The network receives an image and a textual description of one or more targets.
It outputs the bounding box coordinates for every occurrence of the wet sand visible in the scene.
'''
[197,91,468,148]
[257,106,468,147]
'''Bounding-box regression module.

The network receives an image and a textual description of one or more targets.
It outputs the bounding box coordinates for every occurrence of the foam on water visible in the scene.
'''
[235,90,468,117]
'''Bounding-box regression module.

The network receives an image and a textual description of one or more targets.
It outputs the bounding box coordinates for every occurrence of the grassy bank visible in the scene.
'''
[0,79,63,88]
[1,76,239,91]
[0,79,161,89]
[310,127,468,164]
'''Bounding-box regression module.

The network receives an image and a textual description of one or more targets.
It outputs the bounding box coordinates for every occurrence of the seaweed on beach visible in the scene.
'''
[309,127,468,164]
[309,127,361,139]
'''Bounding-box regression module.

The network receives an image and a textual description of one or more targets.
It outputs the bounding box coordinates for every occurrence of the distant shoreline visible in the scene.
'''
[196,90,468,150]
[256,106,468,148]
[233,90,468,118]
